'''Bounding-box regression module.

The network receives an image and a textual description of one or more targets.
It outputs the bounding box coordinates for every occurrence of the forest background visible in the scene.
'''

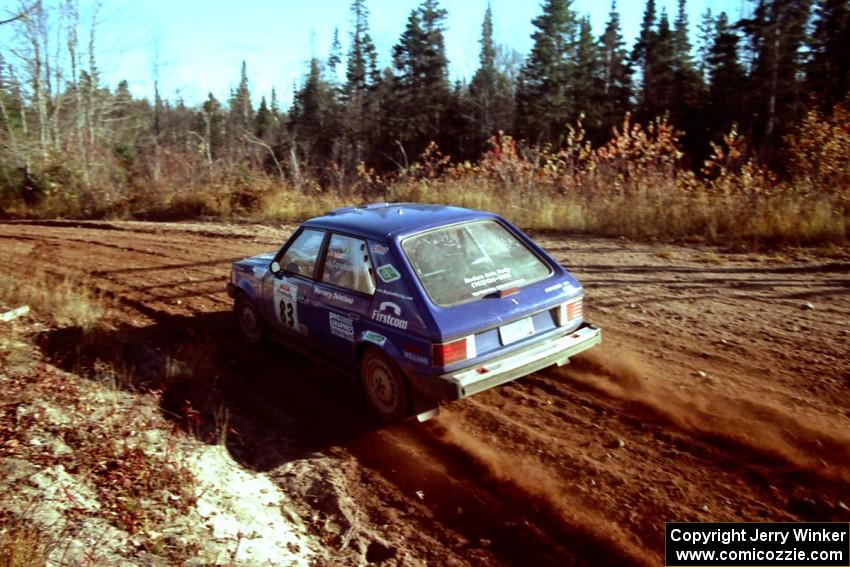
[0,0,848,246]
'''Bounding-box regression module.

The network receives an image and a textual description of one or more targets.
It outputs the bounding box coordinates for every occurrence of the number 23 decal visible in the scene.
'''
[274,279,300,331]
[279,300,295,327]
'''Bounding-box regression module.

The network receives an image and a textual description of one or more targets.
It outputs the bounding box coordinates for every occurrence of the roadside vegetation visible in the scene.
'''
[5,106,847,247]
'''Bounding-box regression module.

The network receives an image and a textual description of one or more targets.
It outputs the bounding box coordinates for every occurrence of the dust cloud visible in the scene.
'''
[565,347,850,483]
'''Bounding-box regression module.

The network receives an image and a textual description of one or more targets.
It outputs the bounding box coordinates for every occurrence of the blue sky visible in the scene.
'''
[0,0,747,108]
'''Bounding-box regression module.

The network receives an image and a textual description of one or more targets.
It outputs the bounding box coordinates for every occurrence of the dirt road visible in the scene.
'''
[1,219,848,566]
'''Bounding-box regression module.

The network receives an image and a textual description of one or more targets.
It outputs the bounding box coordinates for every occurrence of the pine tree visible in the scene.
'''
[469,3,514,148]
[672,0,694,73]
[707,12,746,135]
[389,9,426,155]
[343,0,380,165]
[696,8,715,82]
[642,9,675,120]
[419,0,451,129]
[670,0,705,160]
[572,16,602,134]
[806,0,850,109]
[515,0,579,145]
[740,0,813,158]
[255,95,272,138]
[228,60,253,149]
[290,58,336,165]
[598,1,632,138]
[346,0,376,97]
[270,88,280,117]
[632,0,658,114]
[328,28,342,84]
[389,0,450,158]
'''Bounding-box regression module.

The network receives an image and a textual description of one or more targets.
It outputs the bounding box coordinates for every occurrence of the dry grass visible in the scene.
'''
[0,325,30,369]
[0,273,107,331]
[385,117,849,246]
[0,522,48,567]
[384,171,847,246]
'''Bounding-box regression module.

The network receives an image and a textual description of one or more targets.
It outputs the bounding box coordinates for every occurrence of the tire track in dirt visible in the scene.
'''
[0,224,261,318]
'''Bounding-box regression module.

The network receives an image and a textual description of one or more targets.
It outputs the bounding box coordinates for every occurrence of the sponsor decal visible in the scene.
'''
[371,301,408,330]
[370,244,389,255]
[377,288,414,302]
[314,286,355,305]
[329,312,354,341]
[471,277,527,297]
[376,264,401,283]
[403,351,429,365]
[545,281,578,294]
[464,267,512,289]
[274,280,300,330]
[362,330,387,346]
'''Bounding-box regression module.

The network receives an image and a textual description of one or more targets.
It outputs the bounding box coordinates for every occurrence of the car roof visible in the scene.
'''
[303,203,498,241]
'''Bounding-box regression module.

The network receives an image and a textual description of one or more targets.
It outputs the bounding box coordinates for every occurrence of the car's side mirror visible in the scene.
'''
[270,260,300,277]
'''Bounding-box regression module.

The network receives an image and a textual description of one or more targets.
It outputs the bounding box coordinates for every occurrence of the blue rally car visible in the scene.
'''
[226,203,601,422]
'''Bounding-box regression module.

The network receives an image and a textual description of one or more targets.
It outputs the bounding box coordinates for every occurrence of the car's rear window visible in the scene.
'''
[401,219,551,306]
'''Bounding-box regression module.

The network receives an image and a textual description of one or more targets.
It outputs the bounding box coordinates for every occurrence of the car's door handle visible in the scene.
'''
[348,312,360,321]
[297,294,307,302]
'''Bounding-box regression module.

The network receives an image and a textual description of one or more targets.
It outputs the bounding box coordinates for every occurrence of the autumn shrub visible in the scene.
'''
[784,99,850,193]
[387,112,848,245]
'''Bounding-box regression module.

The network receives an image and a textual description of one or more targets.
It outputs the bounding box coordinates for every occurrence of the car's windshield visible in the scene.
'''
[401,219,551,306]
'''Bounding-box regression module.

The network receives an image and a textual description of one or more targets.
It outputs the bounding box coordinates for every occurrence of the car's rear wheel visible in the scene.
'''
[235,294,263,344]
[361,349,411,423]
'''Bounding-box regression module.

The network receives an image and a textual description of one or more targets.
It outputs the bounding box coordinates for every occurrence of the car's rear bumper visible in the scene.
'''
[409,322,601,402]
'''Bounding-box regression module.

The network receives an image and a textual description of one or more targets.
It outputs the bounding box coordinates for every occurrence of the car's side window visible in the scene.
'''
[320,234,376,295]
[279,229,325,278]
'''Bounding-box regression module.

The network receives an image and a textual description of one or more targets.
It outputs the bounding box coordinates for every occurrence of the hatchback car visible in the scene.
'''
[226,203,601,422]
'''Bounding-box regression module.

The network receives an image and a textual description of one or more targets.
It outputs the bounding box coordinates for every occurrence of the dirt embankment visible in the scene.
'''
[0,219,848,566]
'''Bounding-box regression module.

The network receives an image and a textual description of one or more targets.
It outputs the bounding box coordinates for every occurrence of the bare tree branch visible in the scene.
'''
[0,3,36,26]
[243,131,284,180]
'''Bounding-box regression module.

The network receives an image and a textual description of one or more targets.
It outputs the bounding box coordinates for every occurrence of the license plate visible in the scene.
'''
[499,317,535,345]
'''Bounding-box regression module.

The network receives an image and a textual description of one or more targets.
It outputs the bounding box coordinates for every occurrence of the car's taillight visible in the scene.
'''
[555,297,583,326]
[432,335,476,366]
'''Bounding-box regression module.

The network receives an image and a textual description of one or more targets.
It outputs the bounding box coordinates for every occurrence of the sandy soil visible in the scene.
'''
[0,219,848,566]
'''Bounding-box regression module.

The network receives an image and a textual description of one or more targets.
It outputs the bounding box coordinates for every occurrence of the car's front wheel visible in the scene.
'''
[235,294,263,344]
[361,349,411,423]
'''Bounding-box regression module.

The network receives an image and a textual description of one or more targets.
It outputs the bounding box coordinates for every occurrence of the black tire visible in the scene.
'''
[361,348,411,423]
[235,294,263,344]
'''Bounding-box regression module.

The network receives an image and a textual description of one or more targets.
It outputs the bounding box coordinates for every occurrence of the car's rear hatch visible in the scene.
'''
[428,277,584,367]
[398,217,584,369]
